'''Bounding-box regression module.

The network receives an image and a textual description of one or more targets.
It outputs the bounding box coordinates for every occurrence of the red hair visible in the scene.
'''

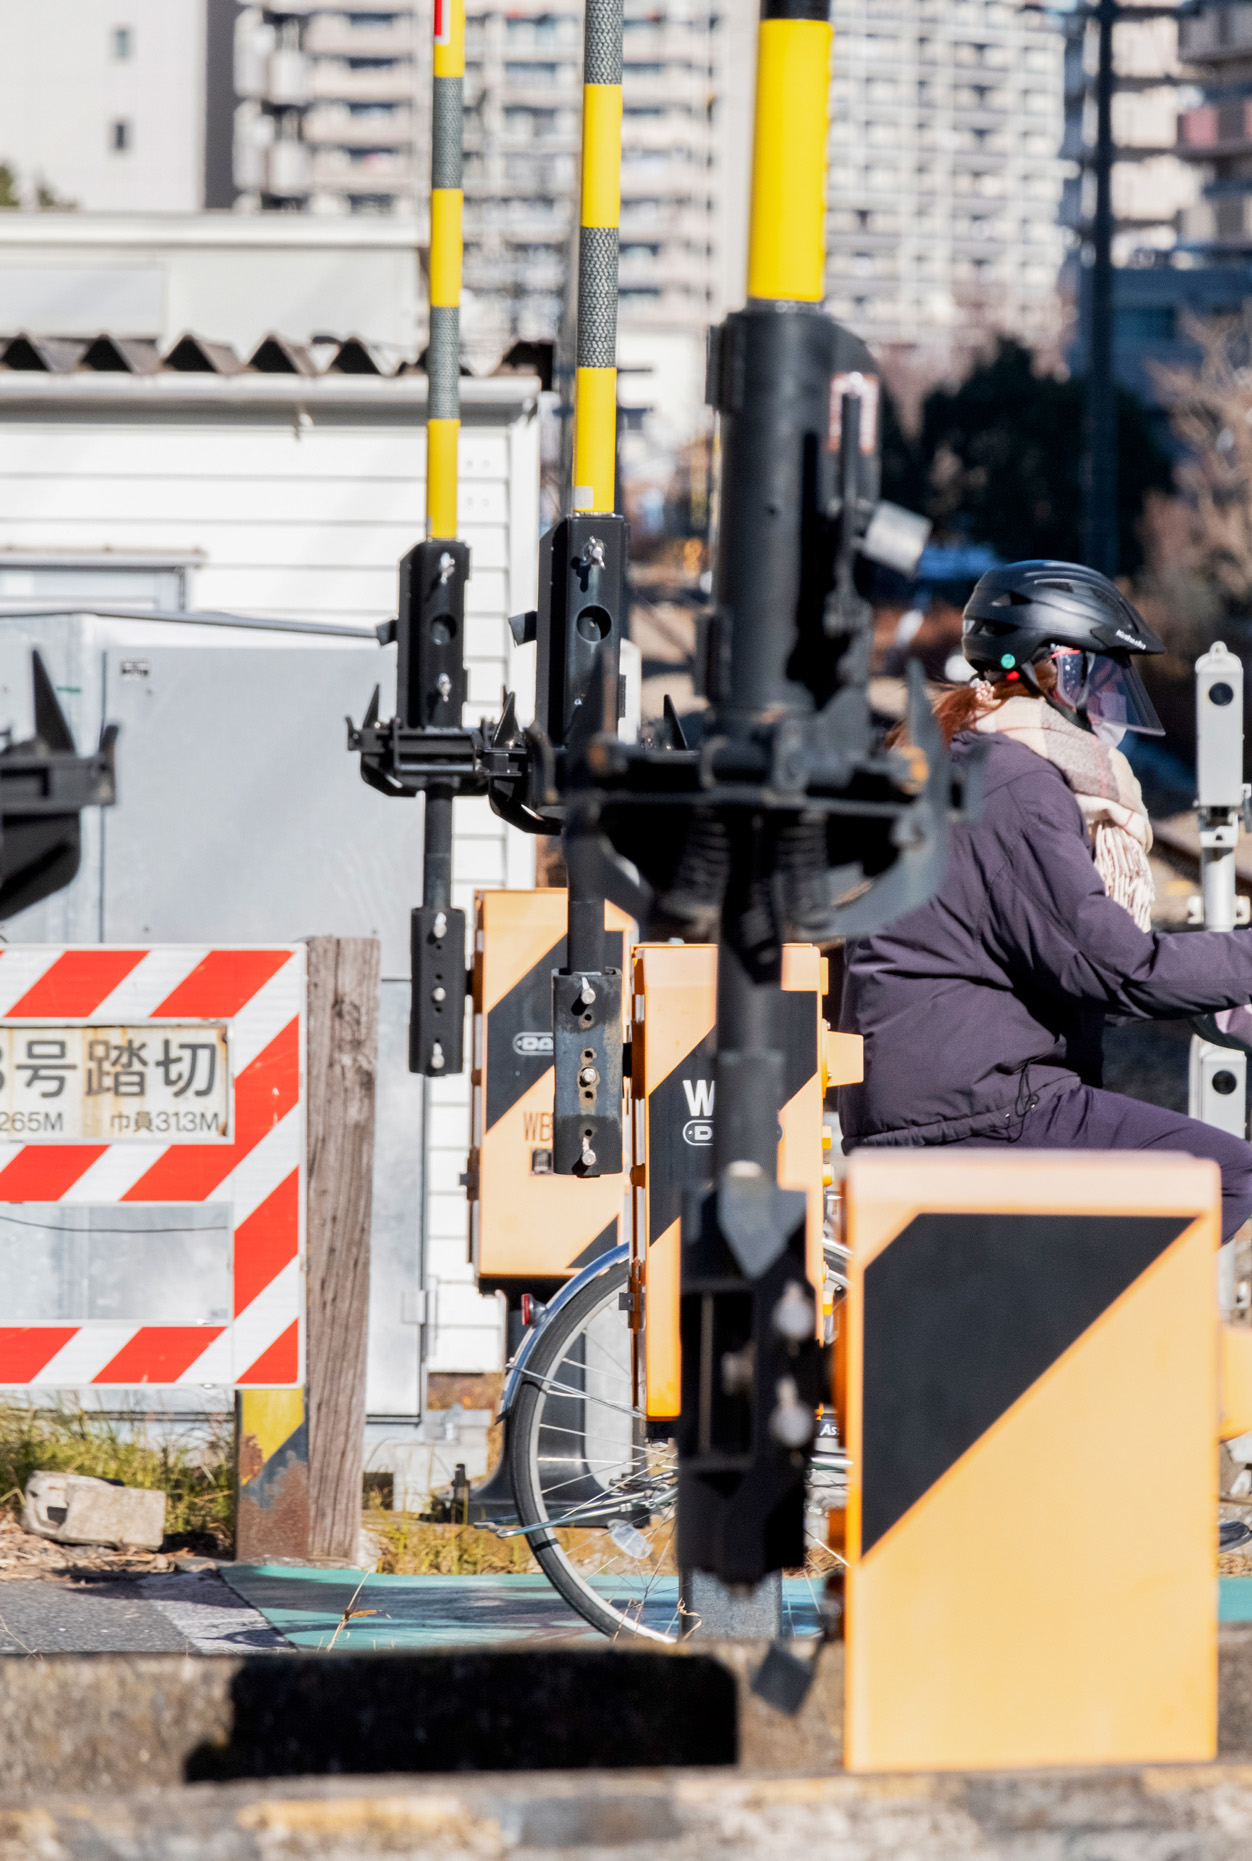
[892,658,1057,749]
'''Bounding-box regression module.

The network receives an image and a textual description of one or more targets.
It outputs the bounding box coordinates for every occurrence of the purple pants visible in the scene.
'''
[949,1082,1252,1243]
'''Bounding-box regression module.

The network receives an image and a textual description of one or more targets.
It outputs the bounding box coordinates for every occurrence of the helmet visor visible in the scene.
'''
[1048,648,1164,746]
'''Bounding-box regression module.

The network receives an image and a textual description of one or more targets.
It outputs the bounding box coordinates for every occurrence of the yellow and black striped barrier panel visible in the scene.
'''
[235,1386,308,1562]
[631,942,826,1418]
[842,1149,1222,1770]
[469,888,631,1288]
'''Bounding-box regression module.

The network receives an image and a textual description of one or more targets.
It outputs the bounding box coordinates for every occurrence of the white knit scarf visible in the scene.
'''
[974,695,1155,932]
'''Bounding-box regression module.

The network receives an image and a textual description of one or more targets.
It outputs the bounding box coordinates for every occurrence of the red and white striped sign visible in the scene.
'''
[0,946,304,1388]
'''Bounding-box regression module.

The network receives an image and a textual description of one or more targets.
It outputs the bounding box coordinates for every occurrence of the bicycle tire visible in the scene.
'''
[507,1257,681,1642]
[507,1256,845,1642]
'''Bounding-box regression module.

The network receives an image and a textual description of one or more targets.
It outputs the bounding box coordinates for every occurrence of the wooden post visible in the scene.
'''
[305,935,380,1562]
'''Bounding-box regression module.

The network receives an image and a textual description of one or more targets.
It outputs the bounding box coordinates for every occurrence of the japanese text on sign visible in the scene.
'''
[0,1025,230,1141]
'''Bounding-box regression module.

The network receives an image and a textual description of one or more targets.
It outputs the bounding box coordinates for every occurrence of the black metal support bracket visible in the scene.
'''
[410,902,467,1076]
[552,962,623,1176]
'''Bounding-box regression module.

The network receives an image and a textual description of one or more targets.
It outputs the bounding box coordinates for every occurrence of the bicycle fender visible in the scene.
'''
[496,1241,630,1419]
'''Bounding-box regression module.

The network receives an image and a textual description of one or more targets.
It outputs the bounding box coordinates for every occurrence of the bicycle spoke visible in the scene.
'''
[510,1259,835,1647]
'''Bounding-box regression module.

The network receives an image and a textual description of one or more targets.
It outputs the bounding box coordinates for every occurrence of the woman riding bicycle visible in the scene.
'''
[838,559,1252,1243]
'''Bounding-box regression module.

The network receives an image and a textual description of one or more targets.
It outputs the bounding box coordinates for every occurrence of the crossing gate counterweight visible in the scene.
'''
[841,1148,1226,1771]
[0,945,304,1389]
[469,889,632,1292]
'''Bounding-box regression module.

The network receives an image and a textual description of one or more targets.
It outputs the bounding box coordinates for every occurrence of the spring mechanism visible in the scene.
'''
[658,808,731,936]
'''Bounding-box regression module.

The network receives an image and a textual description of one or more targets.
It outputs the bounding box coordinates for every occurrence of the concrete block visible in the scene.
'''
[22,1472,165,1551]
[13,1766,1252,1861]
[0,1648,737,1795]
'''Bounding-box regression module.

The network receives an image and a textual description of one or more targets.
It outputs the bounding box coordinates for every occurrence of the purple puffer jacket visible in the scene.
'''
[838,730,1252,1148]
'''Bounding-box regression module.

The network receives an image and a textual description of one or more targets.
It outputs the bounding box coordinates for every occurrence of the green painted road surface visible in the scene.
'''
[222,1565,825,1648]
[1220,1576,1252,1622]
[222,1568,603,1648]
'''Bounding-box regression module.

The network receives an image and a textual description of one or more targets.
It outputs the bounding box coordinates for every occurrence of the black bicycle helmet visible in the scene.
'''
[962,560,1165,742]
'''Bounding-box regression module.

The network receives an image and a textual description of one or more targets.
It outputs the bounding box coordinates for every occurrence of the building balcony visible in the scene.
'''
[463,168,574,198]
[622,69,712,104]
[266,48,311,105]
[1178,99,1252,158]
[1179,193,1252,244]
[464,128,580,156]
[265,139,311,197]
[497,80,581,108]
[464,258,565,292]
[1180,9,1252,65]
[620,117,707,153]
[469,210,571,243]
[617,289,710,328]
[497,20,582,53]
[310,61,416,104]
[304,18,417,60]
[303,105,415,149]
[620,204,713,239]
[621,28,716,61]
[308,149,416,188]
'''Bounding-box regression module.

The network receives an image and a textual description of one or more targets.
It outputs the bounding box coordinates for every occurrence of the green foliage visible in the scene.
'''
[907,337,1173,575]
[0,164,19,210]
[0,1403,234,1549]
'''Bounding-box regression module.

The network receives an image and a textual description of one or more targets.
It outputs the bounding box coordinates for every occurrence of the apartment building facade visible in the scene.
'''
[229,4,746,412]
[824,0,1067,383]
[1061,0,1198,269]
[233,6,424,214]
[1176,0,1252,253]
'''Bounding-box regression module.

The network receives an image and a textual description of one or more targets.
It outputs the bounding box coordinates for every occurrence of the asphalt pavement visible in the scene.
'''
[0,1570,286,1654]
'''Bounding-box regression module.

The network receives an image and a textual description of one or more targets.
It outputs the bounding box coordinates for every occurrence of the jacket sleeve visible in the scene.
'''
[985,777,1252,1018]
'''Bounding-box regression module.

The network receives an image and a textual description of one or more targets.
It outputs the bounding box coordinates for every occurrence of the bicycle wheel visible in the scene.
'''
[506,1256,844,1642]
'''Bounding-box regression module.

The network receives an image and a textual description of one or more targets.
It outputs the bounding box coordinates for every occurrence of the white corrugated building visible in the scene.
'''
[0,339,540,1411]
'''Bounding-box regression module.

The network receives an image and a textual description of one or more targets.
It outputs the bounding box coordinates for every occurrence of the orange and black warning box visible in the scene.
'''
[842,1148,1221,1771]
[630,942,826,1418]
[469,888,632,1293]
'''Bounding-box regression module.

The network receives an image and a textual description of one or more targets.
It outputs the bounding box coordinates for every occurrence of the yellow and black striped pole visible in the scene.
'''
[427,0,464,540]
[675,0,839,1611]
[529,0,628,1179]
[400,0,471,1077]
[571,0,623,515]
[745,0,831,306]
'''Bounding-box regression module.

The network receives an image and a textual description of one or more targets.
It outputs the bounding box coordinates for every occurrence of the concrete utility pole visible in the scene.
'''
[1085,0,1118,579]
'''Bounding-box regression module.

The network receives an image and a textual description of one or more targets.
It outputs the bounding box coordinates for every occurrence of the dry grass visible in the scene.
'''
[367,1508,534,1576]
[0,1402,233,1553]
[366,1510,682,1578]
